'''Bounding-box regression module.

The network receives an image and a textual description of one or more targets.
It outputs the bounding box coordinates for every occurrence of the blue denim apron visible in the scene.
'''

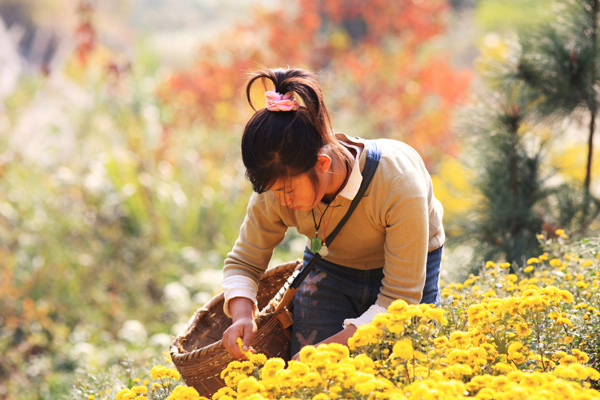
[291,245,443,355]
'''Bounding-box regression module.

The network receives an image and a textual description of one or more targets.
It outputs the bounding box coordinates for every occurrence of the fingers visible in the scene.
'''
[222,327,242,359]
[241,329,254,353]
[222,320,256,360]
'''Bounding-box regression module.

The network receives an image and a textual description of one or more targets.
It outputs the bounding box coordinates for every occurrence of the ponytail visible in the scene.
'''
[241,67,345,194]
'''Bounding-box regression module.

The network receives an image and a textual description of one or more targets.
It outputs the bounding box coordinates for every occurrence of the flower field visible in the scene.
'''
[78,231,600,400]
[5,2,600,399]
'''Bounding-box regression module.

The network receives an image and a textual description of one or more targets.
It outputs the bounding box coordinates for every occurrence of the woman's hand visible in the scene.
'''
[222,297,257,359]
[291,324,357,361]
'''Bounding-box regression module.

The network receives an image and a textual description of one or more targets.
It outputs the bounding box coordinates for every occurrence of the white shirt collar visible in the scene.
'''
[337,139,364,201]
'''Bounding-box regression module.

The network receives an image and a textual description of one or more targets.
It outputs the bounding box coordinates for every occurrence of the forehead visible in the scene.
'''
[269,174,312,192]
[269,178,294,192]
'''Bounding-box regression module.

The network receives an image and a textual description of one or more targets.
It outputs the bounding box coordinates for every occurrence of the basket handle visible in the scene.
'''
[275,307,294,330]
[274,287,297,312]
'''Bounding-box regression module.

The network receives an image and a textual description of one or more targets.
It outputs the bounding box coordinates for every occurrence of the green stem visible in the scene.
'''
[534,311,547,372]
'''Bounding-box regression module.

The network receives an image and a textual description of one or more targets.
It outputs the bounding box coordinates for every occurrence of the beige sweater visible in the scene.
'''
[223,134,445,308]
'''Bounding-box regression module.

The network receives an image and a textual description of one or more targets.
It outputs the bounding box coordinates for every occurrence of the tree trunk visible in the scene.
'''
[509,111,519,235]
[585,0,599,192]
[585,111,595,192]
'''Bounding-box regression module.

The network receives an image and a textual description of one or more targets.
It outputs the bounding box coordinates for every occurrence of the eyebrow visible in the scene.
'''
[270,184,293,193]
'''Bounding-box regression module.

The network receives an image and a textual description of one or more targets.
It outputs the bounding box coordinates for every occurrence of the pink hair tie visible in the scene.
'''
[265,87,299,111]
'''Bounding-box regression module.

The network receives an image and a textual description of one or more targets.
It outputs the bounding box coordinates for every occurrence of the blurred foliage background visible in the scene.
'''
[0,0,598,399]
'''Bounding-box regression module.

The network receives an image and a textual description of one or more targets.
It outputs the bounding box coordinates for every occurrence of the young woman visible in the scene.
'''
[221,68,444,360]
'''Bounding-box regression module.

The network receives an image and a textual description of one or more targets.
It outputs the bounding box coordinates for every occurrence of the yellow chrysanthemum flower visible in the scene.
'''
[288,360,309,376]
[244,395,266,400]
[371,313,392,329]
[237,377,264,397]
[212,387,236,400]
[572,349,590,364]
[555,317,573,326]
[232,373,248,387]
[236,338,252,359]
[150,365,166,380]
[302,372,323,388]
[356,380,377,395]
[582,260,594,267]
[433,337,448,348]
[449,331,467,347]
[424,307,448,325]
[515,324,532,337]
[388,299,409,314]
[166,369,180,381]
[116,389,131,400]
[323,342,350,361]
[587,367,600,381]
[131,386,147,395]
[392,338,413,359]
[388,322,406,335]
[275,369,294,387]
[299,346,317,363]
[549,259,562,267]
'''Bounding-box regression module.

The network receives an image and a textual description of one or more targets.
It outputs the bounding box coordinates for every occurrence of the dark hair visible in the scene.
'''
[241,68,344,194]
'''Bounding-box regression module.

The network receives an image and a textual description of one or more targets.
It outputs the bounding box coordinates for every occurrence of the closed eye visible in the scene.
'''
[273,188,293,194]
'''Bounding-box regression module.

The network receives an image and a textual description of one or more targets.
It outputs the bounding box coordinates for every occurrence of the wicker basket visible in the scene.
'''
[170,260,302,397]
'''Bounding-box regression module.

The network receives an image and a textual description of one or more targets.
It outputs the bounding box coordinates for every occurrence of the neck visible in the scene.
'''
[322,146,353,203]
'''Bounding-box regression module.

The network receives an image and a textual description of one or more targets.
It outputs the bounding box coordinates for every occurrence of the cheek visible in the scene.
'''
[304,186,320,206]
[313,180,326,201]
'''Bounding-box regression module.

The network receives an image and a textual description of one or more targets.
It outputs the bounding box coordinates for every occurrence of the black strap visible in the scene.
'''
[290,140,381,289]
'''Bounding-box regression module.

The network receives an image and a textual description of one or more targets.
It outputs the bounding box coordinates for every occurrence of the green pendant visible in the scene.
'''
[311,237,323,253]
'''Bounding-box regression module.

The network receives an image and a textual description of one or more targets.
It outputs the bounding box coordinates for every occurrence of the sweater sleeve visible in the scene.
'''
[222,275,259,318]
[343,304,388,329]
[377,171,430,307]
[223,192,288,283]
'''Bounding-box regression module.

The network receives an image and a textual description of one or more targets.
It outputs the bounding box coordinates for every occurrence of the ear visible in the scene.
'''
[315,153,332,174]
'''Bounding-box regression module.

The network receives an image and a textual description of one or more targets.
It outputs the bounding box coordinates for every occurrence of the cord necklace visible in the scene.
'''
[310,157,350,256]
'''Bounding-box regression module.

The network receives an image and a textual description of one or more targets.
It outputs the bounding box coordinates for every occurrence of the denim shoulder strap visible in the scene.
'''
[326,139,380,244]
[290,139,381,289]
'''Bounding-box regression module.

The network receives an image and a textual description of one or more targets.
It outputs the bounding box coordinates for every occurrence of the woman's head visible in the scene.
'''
[241,68,344,201]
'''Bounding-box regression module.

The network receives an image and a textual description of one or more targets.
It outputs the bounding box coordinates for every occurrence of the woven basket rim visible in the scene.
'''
[170,259,301,361]
[170,308,288,361]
